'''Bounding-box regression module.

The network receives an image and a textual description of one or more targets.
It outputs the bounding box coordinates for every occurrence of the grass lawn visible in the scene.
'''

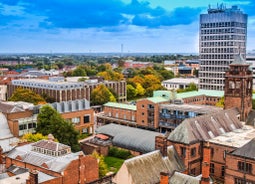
[104,156,125,173]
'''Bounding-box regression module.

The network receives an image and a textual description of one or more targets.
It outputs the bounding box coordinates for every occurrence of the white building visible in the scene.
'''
[162,78,199,90]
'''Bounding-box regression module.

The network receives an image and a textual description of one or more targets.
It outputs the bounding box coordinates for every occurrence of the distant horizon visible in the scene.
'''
[0,0,255,53]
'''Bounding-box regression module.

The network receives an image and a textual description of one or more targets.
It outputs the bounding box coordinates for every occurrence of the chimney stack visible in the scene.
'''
[160,172,169,184]
[26,170,38,184]
[201,142,210,184]
[155,135,168,157]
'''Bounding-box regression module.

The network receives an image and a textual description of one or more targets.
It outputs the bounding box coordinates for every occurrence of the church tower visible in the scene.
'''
[224,53,253,121]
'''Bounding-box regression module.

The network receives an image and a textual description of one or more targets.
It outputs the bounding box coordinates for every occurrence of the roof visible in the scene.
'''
[169,172,200,184]
[33,139,70,151]
[176,89,224,99]
[160,104,222,114]
[167,108,242,144]
[162,78,199,85]
[114,146,184,184]
[231,53,248,65]
[0,112,14,139]
[0,101,34,113]
[95,134,109,140]
[147,97,169,104]
[232,138,255,158]
[0,171,56,184]
[209,125,255,148]
[104,102,136,111]
[7,143,82,173]
[95,124,162,153]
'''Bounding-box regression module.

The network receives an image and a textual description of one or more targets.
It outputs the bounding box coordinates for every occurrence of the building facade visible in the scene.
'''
[7,77,127,103]
[199,5,247,90]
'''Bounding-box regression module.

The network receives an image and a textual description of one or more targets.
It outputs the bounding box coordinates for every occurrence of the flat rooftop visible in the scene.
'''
[160,104,222,114]
[209,125,255,148]
[162,78,199,85]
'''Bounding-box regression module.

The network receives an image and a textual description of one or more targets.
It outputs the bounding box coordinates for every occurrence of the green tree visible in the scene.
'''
[127,84,137,100]
[36,105,80,152]
[73,66,86,76]
[91,84,116,105]
[8,87,46,105]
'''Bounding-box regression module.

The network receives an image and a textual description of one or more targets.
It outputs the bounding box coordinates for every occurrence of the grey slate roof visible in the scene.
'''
[114,146,185,184]
[231,53,248,65]
[232,138,255,158]
[167,108,242,144]
[169,172,200,184]
[7,143,82,173]
[95,124,162,153]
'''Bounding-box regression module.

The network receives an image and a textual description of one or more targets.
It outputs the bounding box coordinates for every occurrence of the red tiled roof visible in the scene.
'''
[95,134,109,140]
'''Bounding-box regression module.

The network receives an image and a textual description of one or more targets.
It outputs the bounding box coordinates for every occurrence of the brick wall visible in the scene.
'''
[225,153,255,184]
[210,142,235,182]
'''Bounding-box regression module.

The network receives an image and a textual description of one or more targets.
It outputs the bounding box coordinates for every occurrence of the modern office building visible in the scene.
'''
[199,5,247,90]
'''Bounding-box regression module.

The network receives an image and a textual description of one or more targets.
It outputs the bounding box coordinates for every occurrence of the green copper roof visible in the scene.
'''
[104,102,137,111]
[176,90,224,99]
[147,96,170,103]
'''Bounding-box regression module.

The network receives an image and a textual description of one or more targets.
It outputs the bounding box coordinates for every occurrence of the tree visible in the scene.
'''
[36,105,80,152]
[21,133,48,142]
[92,151,108,178]
[127,84,137,100]
[72,66,86,76]
[91,84,116,105]
[135,83,145,96]
[8,87,46,105]
[216,97,224,108]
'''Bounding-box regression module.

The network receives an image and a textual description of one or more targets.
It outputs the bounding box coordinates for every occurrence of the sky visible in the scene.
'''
[0,0,255,54]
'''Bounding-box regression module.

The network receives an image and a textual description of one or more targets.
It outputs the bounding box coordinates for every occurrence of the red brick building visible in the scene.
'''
[225,139,255,184]
[224,54,253,121]
[1,135,99,184]
[97,91,170,130]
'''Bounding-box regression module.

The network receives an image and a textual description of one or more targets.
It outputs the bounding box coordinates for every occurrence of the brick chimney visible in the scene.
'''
[201,142,210,184]
[26,170,38,184]
[0,146,3,164]
[155,135,168,157]
[160,172,169,184]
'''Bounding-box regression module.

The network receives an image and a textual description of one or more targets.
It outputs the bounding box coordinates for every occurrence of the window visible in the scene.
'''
[211,148,214,158]
[221,166,225,177]
[210,163,215,174]
[235,178,255,184]
[190,168,196,176]
[191,148,196,157]
[84,115,90,123]
[142,112,144,115]
[72,117,80,124]
[238,161,252,173]
[181,147,186,157]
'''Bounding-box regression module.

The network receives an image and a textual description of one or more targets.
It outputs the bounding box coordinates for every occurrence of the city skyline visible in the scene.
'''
[0,0,255,53]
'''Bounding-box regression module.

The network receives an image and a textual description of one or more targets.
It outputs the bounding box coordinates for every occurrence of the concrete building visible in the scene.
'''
[7,77,127,103]
[199,5,247,90]
[162,78,199,90]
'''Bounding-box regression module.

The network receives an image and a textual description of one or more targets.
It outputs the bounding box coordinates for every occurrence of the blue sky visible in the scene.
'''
[0,0,254,53]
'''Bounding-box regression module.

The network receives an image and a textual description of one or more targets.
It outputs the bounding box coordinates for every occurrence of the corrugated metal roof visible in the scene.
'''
[96,124,162,153]
[167,108,242,144]
[104,102,136,111]
[114,146,185,184]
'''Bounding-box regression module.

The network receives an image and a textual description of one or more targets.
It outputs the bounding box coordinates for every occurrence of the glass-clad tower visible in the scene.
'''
[199,5,247,90]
